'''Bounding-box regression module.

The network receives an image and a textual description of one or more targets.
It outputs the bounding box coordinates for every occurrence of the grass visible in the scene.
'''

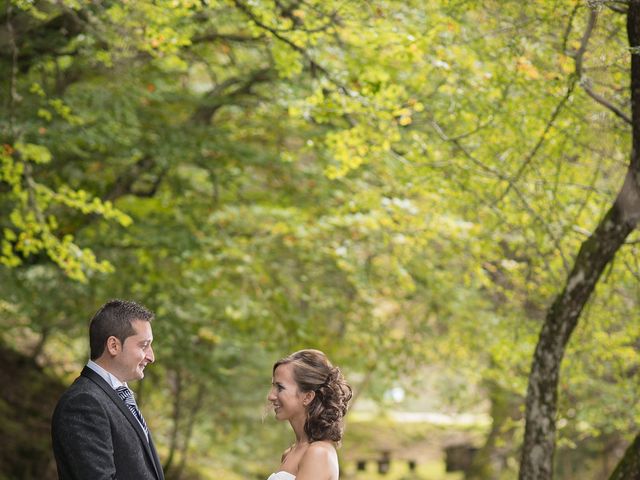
[341,456,464,480]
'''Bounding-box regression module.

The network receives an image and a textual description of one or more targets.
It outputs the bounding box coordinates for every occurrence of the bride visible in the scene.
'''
[267,349,352,480]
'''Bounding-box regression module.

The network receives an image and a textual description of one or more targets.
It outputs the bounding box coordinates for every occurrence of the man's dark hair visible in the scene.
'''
[89,299,154,360]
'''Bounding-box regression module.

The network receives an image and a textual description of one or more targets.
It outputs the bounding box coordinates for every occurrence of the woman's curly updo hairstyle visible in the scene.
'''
[274,349,352,443]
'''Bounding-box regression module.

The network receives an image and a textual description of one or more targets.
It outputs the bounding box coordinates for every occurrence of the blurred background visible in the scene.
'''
[1,0,639,478]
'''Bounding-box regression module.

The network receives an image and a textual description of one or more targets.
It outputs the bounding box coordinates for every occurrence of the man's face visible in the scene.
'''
[113,319,155,383]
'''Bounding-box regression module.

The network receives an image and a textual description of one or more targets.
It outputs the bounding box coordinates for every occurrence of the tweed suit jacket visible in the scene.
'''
[52,367,164,480]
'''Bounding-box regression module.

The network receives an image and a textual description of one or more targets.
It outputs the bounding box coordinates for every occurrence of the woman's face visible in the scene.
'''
[268,363,307,423]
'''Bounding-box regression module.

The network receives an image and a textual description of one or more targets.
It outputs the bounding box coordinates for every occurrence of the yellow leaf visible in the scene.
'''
[516,56,540,79]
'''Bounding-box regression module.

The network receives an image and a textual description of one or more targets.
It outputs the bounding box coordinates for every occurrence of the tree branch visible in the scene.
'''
[580,80,633,124]
[5,0,20,141]
[572,8,633,124]
[430,119,506,180]
[192,31,265,43]
[231,0,354,96]
[603,0,629,15]
[103,156,160,202]
[496,8,598,205]
[562,1,583,54]
[191,67,275,124]
[430,118,570,273]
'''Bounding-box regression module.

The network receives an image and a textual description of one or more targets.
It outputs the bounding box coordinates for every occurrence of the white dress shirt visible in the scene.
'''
[86,360,127,389]
[86,360,148,439]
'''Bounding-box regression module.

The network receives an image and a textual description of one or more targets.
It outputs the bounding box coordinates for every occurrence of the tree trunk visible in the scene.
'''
[518,2,640,479]
[174,383,205,480]
[608,433,640,480]
[467,381,522,479]
[163,370,183,475]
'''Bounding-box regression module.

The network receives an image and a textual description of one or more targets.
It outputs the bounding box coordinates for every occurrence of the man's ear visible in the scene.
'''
[105,336,121,356]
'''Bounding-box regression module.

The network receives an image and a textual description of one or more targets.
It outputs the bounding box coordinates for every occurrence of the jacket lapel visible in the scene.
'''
[81,367,163,480]
[148,433,165,480]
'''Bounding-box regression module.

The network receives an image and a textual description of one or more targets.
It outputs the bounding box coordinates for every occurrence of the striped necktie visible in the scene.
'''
[116,385,149,439]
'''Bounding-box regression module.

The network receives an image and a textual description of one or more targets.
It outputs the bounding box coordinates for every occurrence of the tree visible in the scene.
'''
[609,432,640,480]
[2,1,639,478]
[519,2,640,478]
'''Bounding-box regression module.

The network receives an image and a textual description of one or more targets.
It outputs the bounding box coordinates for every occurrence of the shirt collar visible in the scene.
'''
[86,360,128,390]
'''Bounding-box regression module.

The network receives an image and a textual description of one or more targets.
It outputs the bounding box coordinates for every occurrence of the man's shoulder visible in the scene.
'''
[64,369,100,391]
[55,370,110,408]
[53,375,117,430]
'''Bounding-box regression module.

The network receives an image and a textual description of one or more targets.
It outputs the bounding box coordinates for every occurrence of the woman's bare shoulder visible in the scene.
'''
[300,441,337,467]
[307,441,336,454]
[297,442,338,479]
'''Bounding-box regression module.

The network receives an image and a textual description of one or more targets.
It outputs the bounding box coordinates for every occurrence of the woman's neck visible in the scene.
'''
[290,417,309,444]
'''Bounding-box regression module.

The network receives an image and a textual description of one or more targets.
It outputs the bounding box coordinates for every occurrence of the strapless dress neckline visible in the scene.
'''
[267,472,296,480]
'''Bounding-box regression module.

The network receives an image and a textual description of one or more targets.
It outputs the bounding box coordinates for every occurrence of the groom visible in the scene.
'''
[52,299,164,480]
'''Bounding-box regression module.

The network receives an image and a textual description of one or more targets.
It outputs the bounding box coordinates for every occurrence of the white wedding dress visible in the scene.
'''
[267,472,296,480]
